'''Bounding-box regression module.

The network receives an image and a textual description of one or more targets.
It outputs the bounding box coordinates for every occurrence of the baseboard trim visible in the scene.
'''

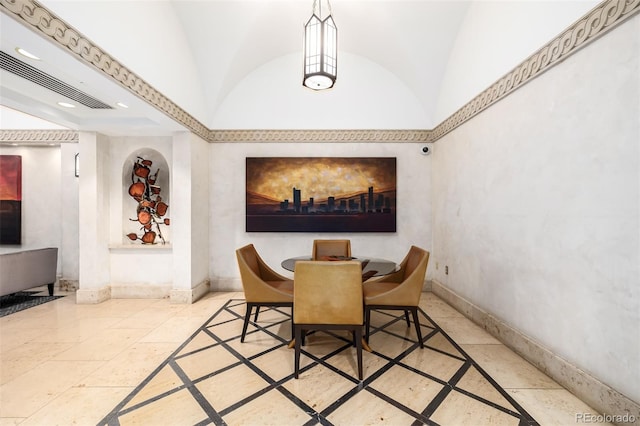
[110,283,171,299]
[430,280,640,423]
[210,278,242,292]
[76,286,111,304]
[75,280,212,304]
[170,279,210,304]
[58,279,78,291]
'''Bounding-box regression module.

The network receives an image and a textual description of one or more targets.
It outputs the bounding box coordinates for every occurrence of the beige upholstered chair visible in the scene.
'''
[293,261,364,380]
[363,246,430,348]
[235,244,293,342]
[312,239,352,260]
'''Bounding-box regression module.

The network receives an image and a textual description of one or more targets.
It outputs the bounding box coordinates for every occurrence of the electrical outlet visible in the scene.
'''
[435,262,439,270]
[445,265,448,275]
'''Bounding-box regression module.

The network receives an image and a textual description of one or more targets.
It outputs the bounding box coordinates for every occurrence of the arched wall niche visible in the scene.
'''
[121,148,171,245]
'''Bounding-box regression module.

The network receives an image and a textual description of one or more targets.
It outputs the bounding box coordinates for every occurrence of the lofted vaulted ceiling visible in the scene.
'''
[0,0,607,139]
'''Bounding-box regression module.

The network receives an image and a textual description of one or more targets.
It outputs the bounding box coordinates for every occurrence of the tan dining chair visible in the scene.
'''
[362,245,430,348]
[312,239,352,260]
[293,260,364,380]
[235,244,294,342]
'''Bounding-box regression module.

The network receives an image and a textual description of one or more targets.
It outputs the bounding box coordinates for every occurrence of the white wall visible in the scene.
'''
[189,133,210,287]
[0,131,208,297]
[0,145,64,272]
[172,132,210,291]
[209,142,432,289]
[107,136,174,289]
[0,108,77,281]
[78,132,110,292]
[432,15,639,403]
[60,144,79,281]
[434,0,600,123]
[0,146,61,252]
[71,132,213,300]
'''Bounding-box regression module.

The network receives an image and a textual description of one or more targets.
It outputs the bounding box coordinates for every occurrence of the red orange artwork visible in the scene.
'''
[125,156,170,244]
[0,155,22,244]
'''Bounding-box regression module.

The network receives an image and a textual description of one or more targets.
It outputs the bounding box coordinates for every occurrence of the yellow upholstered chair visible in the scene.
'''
[235,244,293,342]
[312,239,352,260]
[293,261,364,380]
[363,246,430,348]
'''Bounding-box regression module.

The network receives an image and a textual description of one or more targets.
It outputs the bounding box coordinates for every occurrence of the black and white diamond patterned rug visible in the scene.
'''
[0,291,63,317]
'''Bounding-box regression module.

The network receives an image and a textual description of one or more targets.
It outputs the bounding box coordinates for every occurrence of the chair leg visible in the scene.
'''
[404,310,410,327]
[290,317,294,342]
[254,307,260,322]
[365,307,371,343]
[411,308,423,348]
[355,327,363,380]
[294,326,302,379]
[241,304,253,342]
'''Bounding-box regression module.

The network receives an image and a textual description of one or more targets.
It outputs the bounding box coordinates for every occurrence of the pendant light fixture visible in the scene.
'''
[303,0,337,90]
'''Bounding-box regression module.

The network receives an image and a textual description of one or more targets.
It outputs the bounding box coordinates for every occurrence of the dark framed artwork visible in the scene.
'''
[0,155,22,244]
[246,157,396,232]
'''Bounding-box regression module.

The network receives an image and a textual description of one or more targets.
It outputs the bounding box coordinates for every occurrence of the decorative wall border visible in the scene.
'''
[1,0,639,144]
[208,129,431,143]
[0,129,78,143]
[0,129,432,144]
[430,0,640,142]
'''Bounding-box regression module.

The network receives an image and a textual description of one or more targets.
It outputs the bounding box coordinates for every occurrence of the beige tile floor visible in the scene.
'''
[0,288,609,425]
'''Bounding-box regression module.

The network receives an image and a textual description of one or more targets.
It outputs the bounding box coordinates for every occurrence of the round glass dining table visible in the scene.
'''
[281,256,398,278]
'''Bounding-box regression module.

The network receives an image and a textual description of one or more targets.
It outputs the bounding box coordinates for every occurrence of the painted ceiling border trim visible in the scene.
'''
[0,129,78,143]
[1,0,638,144]
[207,129,432,143]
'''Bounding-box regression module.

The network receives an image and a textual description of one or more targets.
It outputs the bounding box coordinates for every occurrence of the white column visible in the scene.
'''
[76,132,111,303]
[60,143,79,288]
[170,132,210,303]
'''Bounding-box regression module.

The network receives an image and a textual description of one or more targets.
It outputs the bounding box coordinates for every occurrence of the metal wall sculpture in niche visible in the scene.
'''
[124,152,170,245]
[246,157,396,232]
[0,155,21,244]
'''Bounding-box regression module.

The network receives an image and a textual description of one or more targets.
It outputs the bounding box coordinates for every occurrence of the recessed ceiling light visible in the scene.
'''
[116,102,129,108]
[15,47,40,60]
[57,101,76,108]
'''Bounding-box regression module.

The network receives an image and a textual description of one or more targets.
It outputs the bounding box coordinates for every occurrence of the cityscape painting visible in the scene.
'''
[246,157,396,232]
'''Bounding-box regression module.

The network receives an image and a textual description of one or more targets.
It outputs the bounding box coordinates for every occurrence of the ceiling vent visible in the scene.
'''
[0,51,113,109]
